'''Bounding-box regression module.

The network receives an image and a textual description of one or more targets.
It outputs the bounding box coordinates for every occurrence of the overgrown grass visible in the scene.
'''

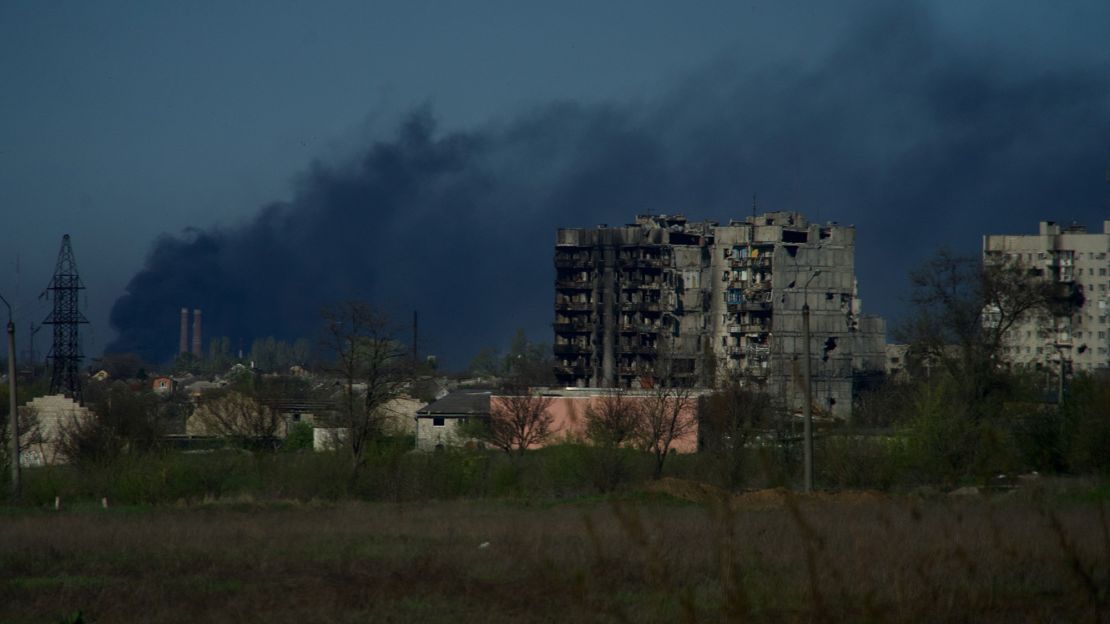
[1,490,1108,622]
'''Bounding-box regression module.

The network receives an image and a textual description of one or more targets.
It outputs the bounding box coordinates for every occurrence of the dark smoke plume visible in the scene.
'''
[108,7,1110,367]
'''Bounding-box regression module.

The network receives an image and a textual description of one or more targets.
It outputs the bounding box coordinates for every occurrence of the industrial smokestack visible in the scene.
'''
[192,309,202,357]
[179,308,189,354]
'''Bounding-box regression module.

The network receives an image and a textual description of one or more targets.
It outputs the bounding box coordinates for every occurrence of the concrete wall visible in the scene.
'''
[415,416,473,451]
[18,395,94,466]
[501,393,697,450]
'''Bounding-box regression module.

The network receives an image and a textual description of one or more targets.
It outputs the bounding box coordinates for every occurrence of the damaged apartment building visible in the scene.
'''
[553,212,886,420]
[984,220,1110,374]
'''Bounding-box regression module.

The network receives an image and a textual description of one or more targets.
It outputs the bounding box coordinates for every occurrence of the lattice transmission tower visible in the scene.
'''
[43,234,88,401]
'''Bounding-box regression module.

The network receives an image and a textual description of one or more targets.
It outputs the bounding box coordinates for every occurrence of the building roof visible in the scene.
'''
[416,390,490,417]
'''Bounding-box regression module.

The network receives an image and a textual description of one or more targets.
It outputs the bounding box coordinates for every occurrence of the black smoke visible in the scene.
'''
[108,7,1110,367]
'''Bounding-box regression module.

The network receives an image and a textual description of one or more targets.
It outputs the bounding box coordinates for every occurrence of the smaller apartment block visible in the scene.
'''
[554,212,886,420]
[984,220,1110,373]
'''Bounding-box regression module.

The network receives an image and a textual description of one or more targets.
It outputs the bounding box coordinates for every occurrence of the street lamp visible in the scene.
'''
[0,292,18,500]
[801,270,821,493]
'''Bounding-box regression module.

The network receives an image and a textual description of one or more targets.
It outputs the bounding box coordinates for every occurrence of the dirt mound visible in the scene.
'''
[739,488,888,507]
[733,488,792,507]
[643,477,729,503]
[644,479,889,507]
[816,489,888,505]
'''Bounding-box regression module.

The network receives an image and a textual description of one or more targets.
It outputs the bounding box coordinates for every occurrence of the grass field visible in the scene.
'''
[2,482,1108,623]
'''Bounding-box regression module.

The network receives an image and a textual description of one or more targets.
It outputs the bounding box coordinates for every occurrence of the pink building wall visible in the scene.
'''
[491,394,699,453]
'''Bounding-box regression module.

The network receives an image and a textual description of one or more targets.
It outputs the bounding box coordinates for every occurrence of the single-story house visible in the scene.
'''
[414,390,490,451]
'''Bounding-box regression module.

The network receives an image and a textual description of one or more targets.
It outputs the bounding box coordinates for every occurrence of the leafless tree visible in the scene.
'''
[320,301,411,468]
[637,385,697,479]
[194,390,283,447]
[584,389,644,490]
[483,378,555,456]
[57,382,163,464]
[901,250,1065,404]
[585,389,642,448]
[635,335,700,479]
[700,374,775,489]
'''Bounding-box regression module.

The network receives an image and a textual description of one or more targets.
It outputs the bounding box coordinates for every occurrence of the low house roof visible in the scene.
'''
[416,390,490,418]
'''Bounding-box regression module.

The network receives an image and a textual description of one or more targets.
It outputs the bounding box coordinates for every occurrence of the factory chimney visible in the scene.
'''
[191,309,202,357]
[179,308,189,354]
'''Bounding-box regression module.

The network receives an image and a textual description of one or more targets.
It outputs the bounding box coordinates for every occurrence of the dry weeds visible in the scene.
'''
[0,490,1107,623]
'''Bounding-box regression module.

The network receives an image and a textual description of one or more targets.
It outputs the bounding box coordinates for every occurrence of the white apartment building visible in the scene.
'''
[983,220,1110,373]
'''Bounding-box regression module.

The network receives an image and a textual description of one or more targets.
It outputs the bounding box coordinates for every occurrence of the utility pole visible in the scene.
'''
[0,293,18,500]
[802,270,821,493]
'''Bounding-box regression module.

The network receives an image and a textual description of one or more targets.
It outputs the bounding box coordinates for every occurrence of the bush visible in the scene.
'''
[281,422,315,452]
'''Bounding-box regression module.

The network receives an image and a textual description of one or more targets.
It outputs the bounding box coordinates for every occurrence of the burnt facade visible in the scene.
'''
[553,212,887,420]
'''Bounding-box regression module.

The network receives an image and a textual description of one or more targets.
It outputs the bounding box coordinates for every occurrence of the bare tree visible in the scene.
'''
[637,385,697,479]
[585,389,642,448]
[585,389,643,490]
[902,250,1065,405]
[700,376,775,489]
[482,378,555,456]
[636,335,699,479]
[320,301,411,468]
[194,389,283,448]
[57,382,164,464]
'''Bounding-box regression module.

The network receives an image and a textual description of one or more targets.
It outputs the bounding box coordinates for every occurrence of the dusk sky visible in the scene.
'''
[2,1,1109,368]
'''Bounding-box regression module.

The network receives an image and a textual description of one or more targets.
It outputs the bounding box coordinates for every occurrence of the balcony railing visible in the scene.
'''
[553,343,592,356]
[728,300,772,313]
[553,322,593,333]
[727,323,769,334]
[618,301,661,313]
[555,279,593,290]
[619,323,659,334]
[730,257,772,269]
[555,301,593,312]
[620,257,665,269]
[623,280,662,290]
[554,365,589,377]
[555,256,592,269]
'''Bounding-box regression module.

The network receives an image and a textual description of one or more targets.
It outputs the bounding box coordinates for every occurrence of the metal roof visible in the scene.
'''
[416,390,490,417]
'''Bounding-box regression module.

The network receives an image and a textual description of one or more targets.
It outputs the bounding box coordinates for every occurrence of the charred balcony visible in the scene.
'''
[727,300,772,313]
[619,322,660,334]
[555,278,594,290]
[553,343,592,356]
[619,344,657,355]
[555,255,593,269]
[554,364,590,377]
[553,320,593,333]
[620,301,662,313]
[555,300,593,312]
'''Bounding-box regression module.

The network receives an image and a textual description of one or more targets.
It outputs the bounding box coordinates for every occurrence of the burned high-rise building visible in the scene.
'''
[553,212,886,420]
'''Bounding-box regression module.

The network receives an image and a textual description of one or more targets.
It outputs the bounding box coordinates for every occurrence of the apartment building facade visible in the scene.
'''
[984,220,1110,374]
[553,212,886,420]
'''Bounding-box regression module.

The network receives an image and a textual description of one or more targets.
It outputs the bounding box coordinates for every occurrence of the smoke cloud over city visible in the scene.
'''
[107,7,1110,366]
